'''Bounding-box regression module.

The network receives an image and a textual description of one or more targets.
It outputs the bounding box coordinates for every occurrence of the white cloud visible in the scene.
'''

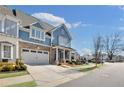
[32,12,83,29]
[32,12,67,26]
[120,18,124,21]
[118,26,124,31]
[82,23,92,27]
[72,21,82,28]
[119,6,124,10]
[80,48,92,56]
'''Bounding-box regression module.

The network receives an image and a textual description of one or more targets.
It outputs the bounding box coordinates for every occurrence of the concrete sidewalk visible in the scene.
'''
[0,75,33,87]
[27,65,86,87]
[0,64,102,87]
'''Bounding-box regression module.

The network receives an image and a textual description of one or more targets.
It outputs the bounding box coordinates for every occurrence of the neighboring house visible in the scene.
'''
[0,6,77,65]
[71,50,80,61]
[50,24,73,64]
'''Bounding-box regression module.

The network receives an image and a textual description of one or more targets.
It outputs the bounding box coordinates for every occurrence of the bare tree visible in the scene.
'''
[93,35,104,67]
[104,33,122,61]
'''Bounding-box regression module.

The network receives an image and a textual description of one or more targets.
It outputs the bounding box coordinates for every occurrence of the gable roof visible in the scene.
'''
[0,6,72,40]
[0,6,15,17]
[32,22,44,29]
[0,6,54,32]
[51,24,72,40]
[15,9,54,32]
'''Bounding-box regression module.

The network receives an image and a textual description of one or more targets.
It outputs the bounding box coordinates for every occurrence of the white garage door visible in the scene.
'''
[22,49,49,65]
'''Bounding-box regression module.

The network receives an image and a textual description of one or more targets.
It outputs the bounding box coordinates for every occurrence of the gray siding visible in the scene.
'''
[32,23,44,29]
[52,26,71,47]
[19,30,51,46]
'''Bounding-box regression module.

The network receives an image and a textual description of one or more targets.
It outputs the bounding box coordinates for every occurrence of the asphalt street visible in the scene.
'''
[58,63,124,87]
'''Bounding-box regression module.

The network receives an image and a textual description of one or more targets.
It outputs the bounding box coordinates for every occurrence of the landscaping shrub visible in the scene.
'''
[15,59,27,71]
[15,65,21,70]
[2,65,15,72]
[66,60,73,64]
[15,65,27,71]
[0,59,27,72]
[0,67,3,72]
[20,65,27,70]
[0,62,15,72]
[66,60,83,65]
[72,61,77,65]
[0,62,15,67]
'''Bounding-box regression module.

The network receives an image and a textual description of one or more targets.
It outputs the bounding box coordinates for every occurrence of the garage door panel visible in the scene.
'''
[22,52,36,65]
[22,49,49,65]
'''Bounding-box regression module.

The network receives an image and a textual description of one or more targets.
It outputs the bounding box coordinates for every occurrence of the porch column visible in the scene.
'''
[1,16,5,32]
[69,51,71,62]
[74,53,76,61]
[16,41,19,59]
[63,49,66,63]
[55,47,59,64]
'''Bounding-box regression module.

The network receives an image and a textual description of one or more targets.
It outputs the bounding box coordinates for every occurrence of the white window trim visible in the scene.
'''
[30,26,45,41]
[1,43,13,59]
[1,15,19,37]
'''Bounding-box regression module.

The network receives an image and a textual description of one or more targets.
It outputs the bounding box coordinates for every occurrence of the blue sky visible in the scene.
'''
[10,5,124,55]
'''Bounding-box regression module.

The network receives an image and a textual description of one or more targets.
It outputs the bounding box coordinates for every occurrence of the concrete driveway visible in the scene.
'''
[27,65,84,87]
[58,63,124,87]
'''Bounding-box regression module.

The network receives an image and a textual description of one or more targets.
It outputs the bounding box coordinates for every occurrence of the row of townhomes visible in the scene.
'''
[0,6,79,65]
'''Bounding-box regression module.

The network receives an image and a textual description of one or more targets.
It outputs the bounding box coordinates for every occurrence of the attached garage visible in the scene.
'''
[22,49,49,65]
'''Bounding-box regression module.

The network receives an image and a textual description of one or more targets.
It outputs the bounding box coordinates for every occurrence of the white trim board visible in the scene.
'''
[19,39,51,47]
[22,48,49,54]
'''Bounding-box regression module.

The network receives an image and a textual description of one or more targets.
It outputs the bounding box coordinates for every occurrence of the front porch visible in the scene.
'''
[52,46,72,65]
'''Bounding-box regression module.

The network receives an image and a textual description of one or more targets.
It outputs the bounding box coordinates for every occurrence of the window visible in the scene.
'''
[44,52,48,54]
[38,51,42,54]
[1,44,13,59]
[59,36,68,46]
[31,50,36,53]
[4,19,17,37]
[31,28,45,41]
[32,29,35,37]
[22,49,29,52]
[36,30,40,39]
[40,31,44,40]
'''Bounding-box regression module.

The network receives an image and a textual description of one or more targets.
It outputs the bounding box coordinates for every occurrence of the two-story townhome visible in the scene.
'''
[50,24,73,64]
[0,6,20,62]
[16,10,73,65]
[14,9,55,65]
[0,6,74,65]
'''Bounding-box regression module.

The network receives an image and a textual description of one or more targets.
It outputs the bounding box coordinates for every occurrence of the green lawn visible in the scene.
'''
[8,81,37,87]
[0,71,28,79]
[73,63,104,72]
[78,66,97,72]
